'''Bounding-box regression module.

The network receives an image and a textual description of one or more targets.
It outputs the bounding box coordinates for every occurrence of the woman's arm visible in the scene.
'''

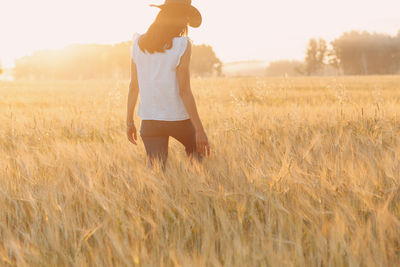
[177,40,211,157]
[126,59,139,145]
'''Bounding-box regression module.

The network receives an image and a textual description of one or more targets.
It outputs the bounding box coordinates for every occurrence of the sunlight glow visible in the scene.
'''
[1,0,399,68]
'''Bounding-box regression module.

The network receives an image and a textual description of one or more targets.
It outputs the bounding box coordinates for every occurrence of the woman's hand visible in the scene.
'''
[126,59,139,146]
[196,129,211,157]
[126,122,138,145]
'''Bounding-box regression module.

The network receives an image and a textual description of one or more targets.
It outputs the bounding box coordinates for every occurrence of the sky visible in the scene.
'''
[0,0,400,68]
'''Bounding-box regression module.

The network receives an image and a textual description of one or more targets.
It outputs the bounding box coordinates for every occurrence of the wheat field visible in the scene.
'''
[0,76,399,266]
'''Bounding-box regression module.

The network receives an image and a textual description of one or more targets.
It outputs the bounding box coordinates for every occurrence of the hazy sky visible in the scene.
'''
[1,0,399,68]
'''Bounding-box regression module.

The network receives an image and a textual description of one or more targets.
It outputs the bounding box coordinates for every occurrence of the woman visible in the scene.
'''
[126,0,210,168]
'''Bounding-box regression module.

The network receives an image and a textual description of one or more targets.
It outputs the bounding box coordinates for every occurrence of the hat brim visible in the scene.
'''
[150,4,202,28]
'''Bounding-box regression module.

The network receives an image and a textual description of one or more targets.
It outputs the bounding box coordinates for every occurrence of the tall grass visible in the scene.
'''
[0,76,399,266]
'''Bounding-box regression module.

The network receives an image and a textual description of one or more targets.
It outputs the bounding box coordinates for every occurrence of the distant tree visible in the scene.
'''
[305,38,327,75]
[15,44,121,80]
[395,34,400,73]
[215,61,223,77]
[265,60,304,76]
[330,31,400,75]
[191,44,222,77]
[14,42,221,80]
[327,48,340,73]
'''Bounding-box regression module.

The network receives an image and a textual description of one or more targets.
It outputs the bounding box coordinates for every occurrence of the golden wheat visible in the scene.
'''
[0,76,399,266]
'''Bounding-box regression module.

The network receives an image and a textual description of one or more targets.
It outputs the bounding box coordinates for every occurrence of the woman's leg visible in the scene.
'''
[169,120,202,162]
[140,120,169,169]
[141,136,169,169]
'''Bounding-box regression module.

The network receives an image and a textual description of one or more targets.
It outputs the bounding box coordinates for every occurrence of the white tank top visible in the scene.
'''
[131,33,190,121]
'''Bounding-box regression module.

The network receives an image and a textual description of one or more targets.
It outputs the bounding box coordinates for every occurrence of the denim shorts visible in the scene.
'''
[140,119,202,166]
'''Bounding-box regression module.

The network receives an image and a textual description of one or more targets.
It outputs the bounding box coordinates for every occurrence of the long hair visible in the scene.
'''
[139,6,189,54]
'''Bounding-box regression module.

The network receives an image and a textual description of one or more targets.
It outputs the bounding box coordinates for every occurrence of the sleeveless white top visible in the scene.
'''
[131,33,190,121]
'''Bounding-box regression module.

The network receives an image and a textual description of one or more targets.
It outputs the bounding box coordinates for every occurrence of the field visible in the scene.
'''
[1,76,400,266]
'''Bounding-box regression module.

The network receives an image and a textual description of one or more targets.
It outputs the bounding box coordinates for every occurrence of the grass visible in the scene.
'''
[0,76,400,266]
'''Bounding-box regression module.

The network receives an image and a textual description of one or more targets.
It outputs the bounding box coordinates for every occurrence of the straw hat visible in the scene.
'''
[150,0,202,28]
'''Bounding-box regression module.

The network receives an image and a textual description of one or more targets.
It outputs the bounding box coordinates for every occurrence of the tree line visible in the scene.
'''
[266,30,400,76]
[14,41,222,80]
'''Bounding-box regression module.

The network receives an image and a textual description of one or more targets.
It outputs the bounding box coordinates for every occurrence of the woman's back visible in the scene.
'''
[126,1,210,167]
[131,33,190,121]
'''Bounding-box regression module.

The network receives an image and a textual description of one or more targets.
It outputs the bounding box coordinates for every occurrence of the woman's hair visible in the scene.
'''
[139,6,189,54]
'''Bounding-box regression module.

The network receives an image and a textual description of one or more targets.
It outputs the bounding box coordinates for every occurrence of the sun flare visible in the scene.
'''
[1,0,399,68]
